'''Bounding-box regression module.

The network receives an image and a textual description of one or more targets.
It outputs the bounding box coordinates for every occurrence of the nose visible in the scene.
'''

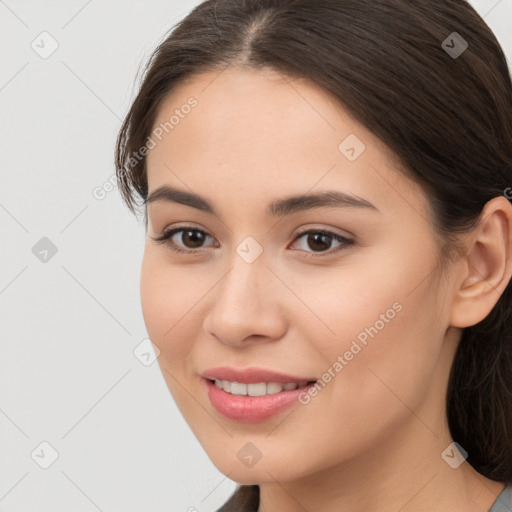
[202,252,287,348]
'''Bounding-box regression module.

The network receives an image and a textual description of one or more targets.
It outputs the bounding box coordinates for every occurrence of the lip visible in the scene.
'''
[201,366,317,384]
[201,366,318,423]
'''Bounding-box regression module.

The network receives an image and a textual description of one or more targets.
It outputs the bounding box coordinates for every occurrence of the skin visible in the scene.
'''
[140,65,512,512]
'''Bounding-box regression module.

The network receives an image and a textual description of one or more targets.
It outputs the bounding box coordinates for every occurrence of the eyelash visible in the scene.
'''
[151,226,354,258]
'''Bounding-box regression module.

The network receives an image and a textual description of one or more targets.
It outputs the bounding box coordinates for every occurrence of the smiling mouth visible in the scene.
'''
[207,378,317,396]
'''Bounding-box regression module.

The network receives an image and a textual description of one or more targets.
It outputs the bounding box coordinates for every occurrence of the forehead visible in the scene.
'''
[148,65,390,163]
[145,66,430,222]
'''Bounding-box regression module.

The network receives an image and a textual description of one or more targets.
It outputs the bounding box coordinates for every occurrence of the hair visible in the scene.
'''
[115,0,512,495]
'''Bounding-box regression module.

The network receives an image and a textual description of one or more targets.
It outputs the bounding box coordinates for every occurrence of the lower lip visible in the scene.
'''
[203,378,315,423]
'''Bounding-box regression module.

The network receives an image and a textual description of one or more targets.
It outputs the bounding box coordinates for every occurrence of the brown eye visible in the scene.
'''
[152,227,216,253]
[291,229,354,257]
[177,229,207,248]
[304,232,333,252]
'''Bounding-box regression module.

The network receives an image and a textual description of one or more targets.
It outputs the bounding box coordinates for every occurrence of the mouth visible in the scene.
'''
[202,377,318,423]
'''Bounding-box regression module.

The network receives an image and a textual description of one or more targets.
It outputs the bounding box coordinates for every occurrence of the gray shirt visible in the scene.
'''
[218,484,512,511]
[489,485,512,512]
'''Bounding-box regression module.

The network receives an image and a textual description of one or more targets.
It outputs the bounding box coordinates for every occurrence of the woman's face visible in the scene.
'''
[141,66,459,483]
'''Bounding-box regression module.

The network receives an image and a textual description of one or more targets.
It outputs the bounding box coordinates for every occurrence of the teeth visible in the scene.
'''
[248,382,267,396]
[266,382,284,394]
[213,380,306,396]
[230,382,248,395]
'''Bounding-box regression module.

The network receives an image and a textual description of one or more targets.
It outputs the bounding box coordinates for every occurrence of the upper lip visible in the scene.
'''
[201,366,317,384]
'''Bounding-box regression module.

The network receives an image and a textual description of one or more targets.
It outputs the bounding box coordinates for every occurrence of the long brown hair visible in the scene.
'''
[115,0,512,487]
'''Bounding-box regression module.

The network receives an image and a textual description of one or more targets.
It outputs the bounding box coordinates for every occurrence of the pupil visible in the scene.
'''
[308,233,331,251]
[183,230,204,248]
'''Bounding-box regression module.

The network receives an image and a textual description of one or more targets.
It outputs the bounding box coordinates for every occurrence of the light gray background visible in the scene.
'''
[1,1,511,511]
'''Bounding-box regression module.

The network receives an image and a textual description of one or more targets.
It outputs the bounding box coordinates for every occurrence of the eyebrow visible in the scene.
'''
[145,185,379,217]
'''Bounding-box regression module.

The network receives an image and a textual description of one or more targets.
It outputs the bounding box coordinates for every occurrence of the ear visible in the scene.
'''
[449,195,512,328]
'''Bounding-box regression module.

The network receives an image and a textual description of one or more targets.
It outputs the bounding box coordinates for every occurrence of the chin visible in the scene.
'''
[200,440,312,484]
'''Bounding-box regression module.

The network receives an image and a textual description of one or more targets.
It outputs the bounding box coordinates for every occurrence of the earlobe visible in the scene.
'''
[449,196,512,329]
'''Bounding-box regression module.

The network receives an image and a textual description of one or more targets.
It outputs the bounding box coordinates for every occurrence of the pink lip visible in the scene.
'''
[201,366,316,384]
[200,366,317,423]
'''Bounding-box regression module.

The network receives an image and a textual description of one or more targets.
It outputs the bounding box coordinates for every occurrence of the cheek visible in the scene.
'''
[140,250,193,360]
[140,251,202,416]
[295,249,443,415]
[140,248,226,372]
[278,283,443,475]
[140,254,167,342]
[330,288,440,423]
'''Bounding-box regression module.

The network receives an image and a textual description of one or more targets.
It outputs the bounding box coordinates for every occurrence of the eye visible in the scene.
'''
[151,226,217,253]
[150,226,354,257]
[290,229,354,258]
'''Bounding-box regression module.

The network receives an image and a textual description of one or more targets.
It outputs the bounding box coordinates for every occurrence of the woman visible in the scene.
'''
[115,1,512,510]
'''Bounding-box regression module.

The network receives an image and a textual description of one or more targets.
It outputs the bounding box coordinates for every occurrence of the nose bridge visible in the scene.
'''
[213,250,267,320]
[217,231,269,305]
[203,246,285,345]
